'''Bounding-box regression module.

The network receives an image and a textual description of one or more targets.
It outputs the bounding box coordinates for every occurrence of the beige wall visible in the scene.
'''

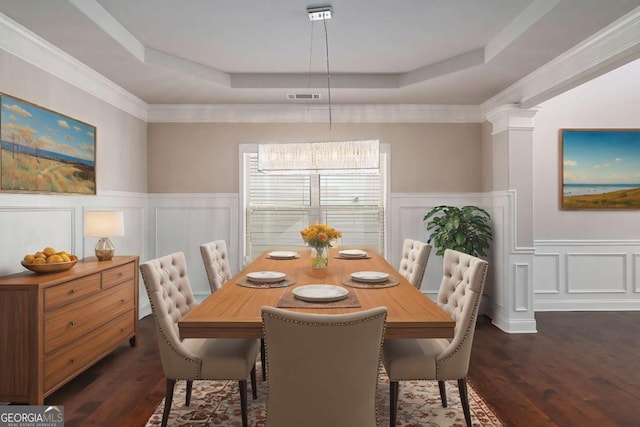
[0,50,147,193]
[147,122,483,193]
[480,120,494,192]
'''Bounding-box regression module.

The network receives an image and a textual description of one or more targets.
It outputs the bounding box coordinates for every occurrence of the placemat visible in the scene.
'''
[266,254,300,259]
[236,276,296,289]
[334,254,372,260]
[341,276,400,289]
[277,287,361,308]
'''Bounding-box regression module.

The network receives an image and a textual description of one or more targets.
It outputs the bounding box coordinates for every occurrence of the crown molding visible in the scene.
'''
[0,12,148,121]
[482,5,640,114]
[147,104,483,123]
[0,10,482,124]
[485,104,540,134]
[65,0,552,93]
[5,2,639,126]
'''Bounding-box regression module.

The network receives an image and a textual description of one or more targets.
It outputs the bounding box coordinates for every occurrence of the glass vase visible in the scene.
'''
[311,245,329,269]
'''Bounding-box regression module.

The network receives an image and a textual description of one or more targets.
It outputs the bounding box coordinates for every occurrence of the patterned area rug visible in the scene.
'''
[146,366,502,426]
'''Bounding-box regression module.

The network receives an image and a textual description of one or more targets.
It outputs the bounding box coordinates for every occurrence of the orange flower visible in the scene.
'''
[301,224,341,248]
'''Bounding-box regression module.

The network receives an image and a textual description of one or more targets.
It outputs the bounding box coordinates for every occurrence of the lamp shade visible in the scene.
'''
[84,211,125,237]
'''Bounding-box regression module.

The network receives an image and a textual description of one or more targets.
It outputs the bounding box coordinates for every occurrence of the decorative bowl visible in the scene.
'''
[21,260,77,274]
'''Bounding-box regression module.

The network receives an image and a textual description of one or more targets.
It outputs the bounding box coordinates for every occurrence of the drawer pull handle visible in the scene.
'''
[70,288,76,294]
[120,327,125,332]
[70,358,75,364]
[120,298,126,303]
[70,321,77,326]
[118,272,124,277]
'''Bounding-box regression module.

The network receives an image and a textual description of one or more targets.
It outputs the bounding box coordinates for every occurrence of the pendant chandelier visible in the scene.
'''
[258,140,380,175]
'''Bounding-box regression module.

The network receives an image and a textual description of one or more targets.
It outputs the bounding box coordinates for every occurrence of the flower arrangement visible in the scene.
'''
[300,224,342,249]
[301,224,341,269]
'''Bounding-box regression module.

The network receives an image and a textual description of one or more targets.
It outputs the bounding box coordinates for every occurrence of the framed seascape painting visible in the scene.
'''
[561,129,640,209]
[0,93,96,195]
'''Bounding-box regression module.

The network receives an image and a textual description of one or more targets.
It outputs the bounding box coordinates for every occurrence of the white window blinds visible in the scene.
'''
[243,149,387,260]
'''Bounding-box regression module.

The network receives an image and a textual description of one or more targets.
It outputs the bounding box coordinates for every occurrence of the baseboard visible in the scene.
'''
[138,302,151,319]
[535,299,640,311]
[490,314,537,334]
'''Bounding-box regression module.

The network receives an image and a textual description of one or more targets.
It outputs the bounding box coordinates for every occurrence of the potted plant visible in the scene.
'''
[423,205,492,257]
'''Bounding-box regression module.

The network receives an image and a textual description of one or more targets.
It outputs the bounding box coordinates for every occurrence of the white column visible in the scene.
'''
[485,105,539,333]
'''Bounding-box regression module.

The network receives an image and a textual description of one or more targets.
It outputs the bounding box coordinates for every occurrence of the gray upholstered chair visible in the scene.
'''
[397,238,432,288]
[261,306,387,427]
[383,249,488,427]
[140,252,259,427]
[199,240,233,293]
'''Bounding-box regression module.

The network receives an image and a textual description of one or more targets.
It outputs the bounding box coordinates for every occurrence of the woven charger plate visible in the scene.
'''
[341,275,400,289]
[236,276,296,288]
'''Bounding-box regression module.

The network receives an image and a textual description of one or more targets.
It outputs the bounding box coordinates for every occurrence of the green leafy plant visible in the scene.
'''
[423,205,493,257]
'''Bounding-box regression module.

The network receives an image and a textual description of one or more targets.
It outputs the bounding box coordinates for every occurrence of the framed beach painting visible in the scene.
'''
[561,129,640,209]
[0,93,96,195]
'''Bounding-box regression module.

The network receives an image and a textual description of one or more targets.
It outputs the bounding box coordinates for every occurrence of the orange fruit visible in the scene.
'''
[32,257,46,264]
[47,254,64,263]
[43,247,57,257]
[23,254,35,264]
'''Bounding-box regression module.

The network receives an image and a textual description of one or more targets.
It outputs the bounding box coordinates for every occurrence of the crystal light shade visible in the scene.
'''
[84,211,125,261]
[257,140,380,175]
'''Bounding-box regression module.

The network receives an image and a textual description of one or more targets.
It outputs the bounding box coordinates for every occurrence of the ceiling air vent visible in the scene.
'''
[287,93,321,100]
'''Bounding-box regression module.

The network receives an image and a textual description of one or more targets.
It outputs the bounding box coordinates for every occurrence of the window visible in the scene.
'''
[240,144,389,261]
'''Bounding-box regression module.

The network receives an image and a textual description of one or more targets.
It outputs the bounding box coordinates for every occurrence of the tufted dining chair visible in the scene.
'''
[261,306,387,427]
[397,238,432,288]
[200,239,268,381]
[383,249,488,427]
[140,252,259,427]
[199,240,233,293]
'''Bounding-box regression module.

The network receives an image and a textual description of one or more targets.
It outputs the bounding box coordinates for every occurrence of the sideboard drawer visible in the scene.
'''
[0,255,139,405]
[44,273,101,311]
[44,310,134,392]
[44,282,134,354]
[102,263,135,290]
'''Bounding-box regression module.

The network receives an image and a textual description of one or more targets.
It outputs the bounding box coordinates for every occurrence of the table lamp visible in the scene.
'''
[84,211,125,261]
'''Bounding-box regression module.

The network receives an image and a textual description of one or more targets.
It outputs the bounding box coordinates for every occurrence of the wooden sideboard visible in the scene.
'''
[0,255,139,405]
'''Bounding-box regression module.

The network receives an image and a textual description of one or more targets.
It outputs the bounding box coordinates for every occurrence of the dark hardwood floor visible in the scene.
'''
[44,311,640,426]
[469,312,640,427]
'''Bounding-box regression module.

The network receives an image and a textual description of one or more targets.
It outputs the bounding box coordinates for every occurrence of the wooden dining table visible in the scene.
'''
[179,248,455,340]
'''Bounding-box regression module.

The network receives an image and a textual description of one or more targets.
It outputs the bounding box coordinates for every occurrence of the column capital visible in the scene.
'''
[485,104,541,135]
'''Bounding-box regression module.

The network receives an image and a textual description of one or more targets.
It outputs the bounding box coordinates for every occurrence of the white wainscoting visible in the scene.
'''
[146,193,239,300]
[535,240,640,311]
[6,193,632,326]
[0,190,151,316]
[391,191,537,333]
[390,193,489,298]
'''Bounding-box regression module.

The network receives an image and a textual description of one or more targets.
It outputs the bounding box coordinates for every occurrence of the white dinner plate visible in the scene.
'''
[246,271,287,283]
[339,249,368,258]
[268,251,298,259]
[351,271,390,283]
[292,285,349,302]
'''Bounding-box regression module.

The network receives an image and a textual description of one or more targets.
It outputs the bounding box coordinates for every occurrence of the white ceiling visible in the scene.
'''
[1,0,640,108]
